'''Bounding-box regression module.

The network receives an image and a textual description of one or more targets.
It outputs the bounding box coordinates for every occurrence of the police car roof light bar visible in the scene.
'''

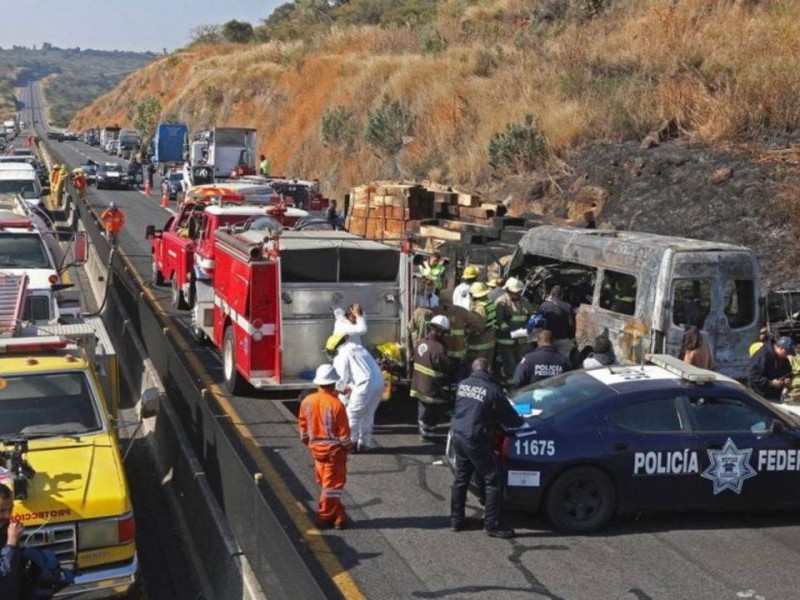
[645,353,717,383]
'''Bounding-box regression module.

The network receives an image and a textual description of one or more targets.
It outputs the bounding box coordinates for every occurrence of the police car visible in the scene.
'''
[449,354,800,532]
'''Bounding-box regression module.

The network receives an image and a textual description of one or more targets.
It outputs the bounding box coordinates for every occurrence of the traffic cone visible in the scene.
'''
[144,180,151,195]
[160,191,169,208]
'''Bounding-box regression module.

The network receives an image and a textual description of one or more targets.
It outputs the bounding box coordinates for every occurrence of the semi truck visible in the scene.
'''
[99,126,121,150]
[117,128,141,160]
[186,127,257,179]
[153,122,188,175]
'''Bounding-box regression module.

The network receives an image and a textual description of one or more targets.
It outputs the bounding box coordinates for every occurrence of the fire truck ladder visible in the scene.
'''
[0,272,27,338]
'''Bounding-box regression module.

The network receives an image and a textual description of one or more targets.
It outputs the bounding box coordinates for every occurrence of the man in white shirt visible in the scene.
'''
[333,303,368,345]
[453,265,479,310]
[415,276,439,309]
[326,333,385,452]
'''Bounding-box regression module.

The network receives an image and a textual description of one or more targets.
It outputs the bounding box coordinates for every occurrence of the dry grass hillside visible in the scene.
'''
[71,0,800,202]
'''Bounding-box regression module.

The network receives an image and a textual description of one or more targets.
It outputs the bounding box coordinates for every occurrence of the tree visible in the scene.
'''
[189,24,222,45]
[222,20,255,44]
[130,97,161,140]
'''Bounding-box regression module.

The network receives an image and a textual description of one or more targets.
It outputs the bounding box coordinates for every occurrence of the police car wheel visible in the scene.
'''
[544,467,616,533]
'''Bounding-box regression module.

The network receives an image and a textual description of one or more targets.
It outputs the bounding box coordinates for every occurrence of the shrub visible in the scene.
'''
[488,114,548,174]
[204,85,224,107]
[473,48,496,77]
[321,106,356,147]
[364,98,415,156]
[421,28,448,55]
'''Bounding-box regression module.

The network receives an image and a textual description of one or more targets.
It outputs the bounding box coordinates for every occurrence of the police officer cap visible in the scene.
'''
[776,336,795,354]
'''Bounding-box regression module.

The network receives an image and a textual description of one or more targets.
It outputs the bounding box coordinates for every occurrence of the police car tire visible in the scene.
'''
[544,467,616,533]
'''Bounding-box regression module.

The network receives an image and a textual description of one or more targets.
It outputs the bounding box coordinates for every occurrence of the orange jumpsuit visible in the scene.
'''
[73,173,87,199]
[101,208,125,233]
[299,388,351,526]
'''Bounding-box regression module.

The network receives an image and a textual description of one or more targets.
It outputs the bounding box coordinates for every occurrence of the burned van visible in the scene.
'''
[508,226,762,380]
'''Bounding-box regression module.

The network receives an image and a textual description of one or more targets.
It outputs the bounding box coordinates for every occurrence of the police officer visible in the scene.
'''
[450,358,525,539]
[513,329,572,389]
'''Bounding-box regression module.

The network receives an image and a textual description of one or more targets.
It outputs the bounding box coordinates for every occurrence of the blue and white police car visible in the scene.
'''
[450,354,800,532]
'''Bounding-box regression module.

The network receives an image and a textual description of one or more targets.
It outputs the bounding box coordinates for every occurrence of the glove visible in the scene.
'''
[510,327,529,340]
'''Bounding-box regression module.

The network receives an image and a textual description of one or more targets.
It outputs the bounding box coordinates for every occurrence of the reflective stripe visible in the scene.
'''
[496,339,515,346]
[482,300,497,330]
[215,295,276,337]
[468,341,494,351]
[414,363,443,378]
[450,329,465,336]
[450,350,466,358]
[410,389,446,404]
[511,315,528,323]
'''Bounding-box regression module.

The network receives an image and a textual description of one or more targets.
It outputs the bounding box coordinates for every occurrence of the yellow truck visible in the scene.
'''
[0,273,154,598]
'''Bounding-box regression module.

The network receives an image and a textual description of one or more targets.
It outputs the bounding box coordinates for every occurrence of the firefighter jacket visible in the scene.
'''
[100,209,125,233]
[467,298,496,354]
[495,292,533,347]
[512,345,572,389]
[299,387,351,460]
[410,334,454,405]
[407,306,434,358]
[452,370,524,444]
[440,304,485,360]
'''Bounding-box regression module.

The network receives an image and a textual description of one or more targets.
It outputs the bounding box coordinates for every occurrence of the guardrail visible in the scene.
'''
[44,140,331,599]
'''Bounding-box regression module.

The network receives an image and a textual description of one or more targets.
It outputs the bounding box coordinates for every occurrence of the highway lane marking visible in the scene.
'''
[130,271,366,600]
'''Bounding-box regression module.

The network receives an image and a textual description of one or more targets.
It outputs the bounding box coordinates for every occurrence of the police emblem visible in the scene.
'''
[701,438,756,495]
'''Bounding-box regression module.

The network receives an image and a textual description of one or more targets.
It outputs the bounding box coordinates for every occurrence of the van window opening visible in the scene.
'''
[599,270,637,316]
[672,279,712,328]
[516,256,597,308]
[723,279,755,329]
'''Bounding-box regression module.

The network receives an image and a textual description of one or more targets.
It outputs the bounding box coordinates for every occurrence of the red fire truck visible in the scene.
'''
[146,198,308,309]
[189,228,414,393]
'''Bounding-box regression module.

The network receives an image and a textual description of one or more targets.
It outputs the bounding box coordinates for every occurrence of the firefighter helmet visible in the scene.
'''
[469,282,490,299]
[429,315,450,332]
[462,265,479,281]
[504,277,524,293]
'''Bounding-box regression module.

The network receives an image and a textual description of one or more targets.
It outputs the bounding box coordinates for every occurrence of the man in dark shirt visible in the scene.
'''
[450,358,525,538]
[748,336,793,401]
[0,483,23,599]
[513,329,573,389]
[537,285,575,359]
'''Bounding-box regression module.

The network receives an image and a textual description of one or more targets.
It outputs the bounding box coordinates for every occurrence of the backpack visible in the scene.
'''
[20,547,74,599]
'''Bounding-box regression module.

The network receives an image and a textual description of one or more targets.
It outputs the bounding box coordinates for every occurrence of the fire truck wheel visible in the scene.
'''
[223,326,248,395]
[152,261,164,286]
[187,278,196,309]
[170,274,189,310]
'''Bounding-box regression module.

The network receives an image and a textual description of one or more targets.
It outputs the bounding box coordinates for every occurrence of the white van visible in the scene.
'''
[0,163,43,208]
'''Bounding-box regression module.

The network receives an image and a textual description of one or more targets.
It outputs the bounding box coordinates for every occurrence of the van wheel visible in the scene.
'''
[544,467,616,533]
[170,274,188,310]
[223,326,248,395]
[152,260,164,286]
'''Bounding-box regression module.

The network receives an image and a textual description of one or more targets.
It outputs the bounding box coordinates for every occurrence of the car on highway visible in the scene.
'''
[96,162,131,190]
[80,160,99,185]
[163,171,184,200]
[447,354,800,533]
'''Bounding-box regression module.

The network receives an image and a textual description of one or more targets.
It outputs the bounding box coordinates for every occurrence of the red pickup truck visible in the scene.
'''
[146,200,308,309]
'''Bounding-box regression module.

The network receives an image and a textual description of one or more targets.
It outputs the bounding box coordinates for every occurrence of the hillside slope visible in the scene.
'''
[69,0,800,285]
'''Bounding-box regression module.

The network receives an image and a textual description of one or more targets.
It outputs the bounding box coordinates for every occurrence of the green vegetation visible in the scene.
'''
[320,106,355,148]
[488,115,548,175]
[0,45,154,126]
[364,98,415,156]
[129,97,161,139]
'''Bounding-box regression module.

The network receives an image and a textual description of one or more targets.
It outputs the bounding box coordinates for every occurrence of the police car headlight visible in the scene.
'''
[78,513,135,549]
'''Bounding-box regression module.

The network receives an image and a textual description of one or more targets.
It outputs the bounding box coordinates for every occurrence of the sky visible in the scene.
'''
[1,0,283,53]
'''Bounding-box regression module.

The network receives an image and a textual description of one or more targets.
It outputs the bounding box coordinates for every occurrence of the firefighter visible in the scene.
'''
[418,252,445,292]
[438,289,485,381]
[259,154,270,177]
[495,277,534,386]
[54,164,68,203]
[406,305,434,377]
[72,168,87,200]
[453,265,479,310]
[466,281,496,369]
[333,303,367,345]
[487,277,506,303]
[326,333,384,453]
[298,364,352,529]
[49,164,61,191]
[100,201,125,245]
[410,315,454,441]
[450,357,525,539]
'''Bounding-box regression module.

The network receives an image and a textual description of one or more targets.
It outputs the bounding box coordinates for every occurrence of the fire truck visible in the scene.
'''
[189,228,414,393]
[146,196,309,309]
[0,272,157,597]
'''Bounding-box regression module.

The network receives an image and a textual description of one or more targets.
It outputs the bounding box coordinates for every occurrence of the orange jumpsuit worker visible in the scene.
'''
[299,364,352,529]
[100,200,125,245]
[72,169,87,200]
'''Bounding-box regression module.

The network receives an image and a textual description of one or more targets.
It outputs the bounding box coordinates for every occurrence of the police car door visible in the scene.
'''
[600,392,705,511]
[686,391,800,510]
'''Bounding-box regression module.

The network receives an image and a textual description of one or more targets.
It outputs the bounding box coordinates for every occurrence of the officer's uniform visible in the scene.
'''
[439,304,485,380]
[512,344,572,389]
[450,370,524,533]
[495,292,533,386]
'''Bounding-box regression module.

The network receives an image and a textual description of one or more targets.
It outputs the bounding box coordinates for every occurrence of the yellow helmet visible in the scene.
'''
[377,342,402,363]
[469,281,490,298]
[324,333,347,352]
[462,265,479,281]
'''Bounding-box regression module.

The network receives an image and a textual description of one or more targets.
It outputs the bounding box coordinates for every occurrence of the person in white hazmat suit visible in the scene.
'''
[333,303,368,345]
[326,333,384,453]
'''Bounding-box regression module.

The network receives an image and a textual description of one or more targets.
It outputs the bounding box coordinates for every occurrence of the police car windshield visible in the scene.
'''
[511,370,613,418]
[0,372,103,437]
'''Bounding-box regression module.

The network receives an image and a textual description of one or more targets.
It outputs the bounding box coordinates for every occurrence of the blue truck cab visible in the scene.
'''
[153,123,188,175]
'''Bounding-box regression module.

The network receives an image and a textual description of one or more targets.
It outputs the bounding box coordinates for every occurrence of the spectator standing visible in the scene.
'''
[747,336,794,402]
[680,326,714,370]
[299,365,352,529]
[513,329,572,389]
[538,285,576,360]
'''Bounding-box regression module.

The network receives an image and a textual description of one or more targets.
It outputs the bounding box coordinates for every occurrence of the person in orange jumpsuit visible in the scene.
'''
[299,364,352,529]
[100,201,125,245]
[72,168,87,200]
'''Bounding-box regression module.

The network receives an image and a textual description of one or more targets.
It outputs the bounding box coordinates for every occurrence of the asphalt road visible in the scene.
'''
[17,82,203,600]
[28,86,800,600]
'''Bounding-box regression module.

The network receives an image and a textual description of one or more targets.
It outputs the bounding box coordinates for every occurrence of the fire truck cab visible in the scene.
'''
[146,199,309,309]
[191,229,413,393]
